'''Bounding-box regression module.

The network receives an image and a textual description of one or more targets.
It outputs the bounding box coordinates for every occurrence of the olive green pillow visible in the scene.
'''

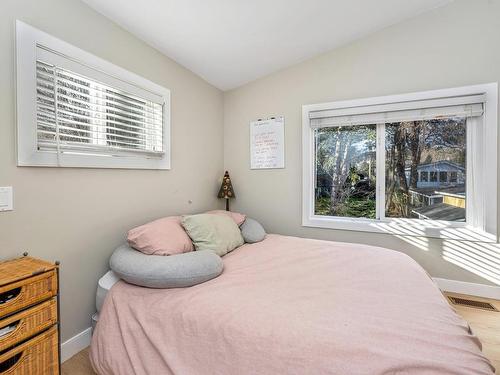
[181,214,244,256]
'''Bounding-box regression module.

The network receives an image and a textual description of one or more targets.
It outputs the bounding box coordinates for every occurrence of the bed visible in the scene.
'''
[90,234,495,374]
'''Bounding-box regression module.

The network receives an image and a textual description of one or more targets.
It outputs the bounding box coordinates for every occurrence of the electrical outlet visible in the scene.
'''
[0,187,13,211]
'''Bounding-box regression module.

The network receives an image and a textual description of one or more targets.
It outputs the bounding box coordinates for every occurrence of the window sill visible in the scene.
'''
[302,215,497,242]
[18,151,170,170]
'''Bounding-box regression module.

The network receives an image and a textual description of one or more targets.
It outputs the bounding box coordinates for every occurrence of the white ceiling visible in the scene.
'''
[82,0,452,91]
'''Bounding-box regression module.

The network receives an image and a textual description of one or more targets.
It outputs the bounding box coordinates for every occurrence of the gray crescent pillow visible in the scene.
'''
[110,244,223,288]
[240,218,266,243]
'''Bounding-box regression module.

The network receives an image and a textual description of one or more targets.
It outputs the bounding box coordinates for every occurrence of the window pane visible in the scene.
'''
[385,117,466,222]
[314,125,376,218]
[439,171,448,182]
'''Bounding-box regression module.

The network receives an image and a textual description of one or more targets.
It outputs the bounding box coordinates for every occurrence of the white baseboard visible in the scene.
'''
[433,277,500,300]
[61,327,92,363]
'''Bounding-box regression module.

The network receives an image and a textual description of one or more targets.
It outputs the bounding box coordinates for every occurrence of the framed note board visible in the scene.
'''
[250,117,285,169]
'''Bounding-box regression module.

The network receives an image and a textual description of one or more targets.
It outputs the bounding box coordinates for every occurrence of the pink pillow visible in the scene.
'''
[127,216,194,256]
[205,210,246,226]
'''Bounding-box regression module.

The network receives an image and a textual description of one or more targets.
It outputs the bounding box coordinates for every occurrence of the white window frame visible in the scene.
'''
[302,83,498,242]
[16,20,171,170]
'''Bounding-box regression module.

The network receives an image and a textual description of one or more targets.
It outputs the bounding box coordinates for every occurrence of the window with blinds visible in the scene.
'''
[36,60,164,157]
[302,84,499,241]
[16,21,170,169]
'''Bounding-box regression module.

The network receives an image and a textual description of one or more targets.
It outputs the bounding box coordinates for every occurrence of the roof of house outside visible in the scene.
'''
[409,185,465,197]
[405,160,465,172]
[412,203,465,221]
[434,186,466,198]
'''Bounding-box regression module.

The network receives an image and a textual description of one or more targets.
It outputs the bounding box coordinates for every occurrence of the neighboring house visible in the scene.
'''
[407,162,466,221]
[405,161,465,189]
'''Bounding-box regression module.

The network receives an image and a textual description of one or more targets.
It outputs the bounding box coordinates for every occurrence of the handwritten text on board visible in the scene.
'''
[250,117,284,169]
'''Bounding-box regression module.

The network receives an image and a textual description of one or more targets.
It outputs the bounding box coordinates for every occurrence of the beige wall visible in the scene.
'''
[0,0,223,341]
[224,0,500,286]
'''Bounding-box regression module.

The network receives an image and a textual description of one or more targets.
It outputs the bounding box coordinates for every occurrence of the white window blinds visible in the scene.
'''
[17,21,170,169]
[36,56,164,157]
[309,94,485,128]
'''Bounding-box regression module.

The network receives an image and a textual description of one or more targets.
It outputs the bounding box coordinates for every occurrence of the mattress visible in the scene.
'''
[90,234,495,375]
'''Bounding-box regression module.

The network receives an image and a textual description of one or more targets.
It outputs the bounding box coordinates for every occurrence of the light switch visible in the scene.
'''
[0,187,13,212]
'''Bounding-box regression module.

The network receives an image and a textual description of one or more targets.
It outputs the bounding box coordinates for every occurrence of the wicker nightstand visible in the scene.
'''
[0,255,60,374]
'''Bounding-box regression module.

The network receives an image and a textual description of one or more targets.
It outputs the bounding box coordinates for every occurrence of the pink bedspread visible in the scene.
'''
[90,234,495,375]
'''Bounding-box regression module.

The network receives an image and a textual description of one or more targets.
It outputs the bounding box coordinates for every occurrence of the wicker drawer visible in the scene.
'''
[0,271,57,318]
[0,299,57,352]
[0,326,58,375]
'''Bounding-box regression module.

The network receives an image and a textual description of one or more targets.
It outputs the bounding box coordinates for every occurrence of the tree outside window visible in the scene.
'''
[314,117,466,222]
